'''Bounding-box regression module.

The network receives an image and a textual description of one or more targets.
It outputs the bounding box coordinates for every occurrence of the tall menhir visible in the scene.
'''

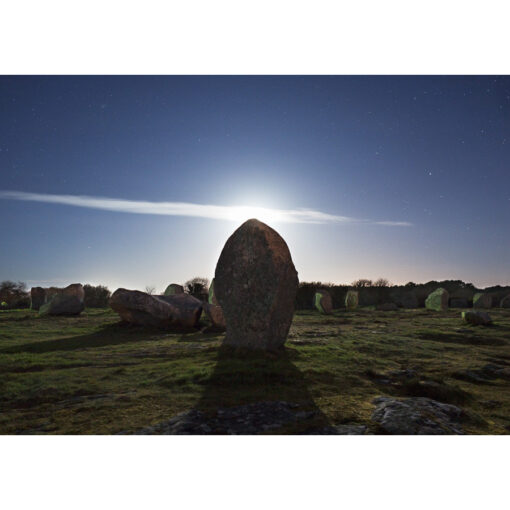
[214,219,299,350]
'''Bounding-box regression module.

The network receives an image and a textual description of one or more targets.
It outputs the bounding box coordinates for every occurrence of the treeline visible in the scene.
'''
[295,279,510,309]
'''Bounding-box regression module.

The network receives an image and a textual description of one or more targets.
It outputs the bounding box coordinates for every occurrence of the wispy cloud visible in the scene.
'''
[0,190,412,226]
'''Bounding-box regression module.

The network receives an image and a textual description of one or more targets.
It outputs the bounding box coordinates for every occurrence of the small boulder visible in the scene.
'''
[202,302,226,332]
[345,290,359,310]
[500,295,510,308]
[164,283,184,296]
[376,302,398,311]
[30,287,46,310]
[38,283,85,316]
[314,289,333,314]
[473,293,492,309]
[214,219,299,350]
[425,288,449,311]
[462,310,492,326]
[371,396,464,434]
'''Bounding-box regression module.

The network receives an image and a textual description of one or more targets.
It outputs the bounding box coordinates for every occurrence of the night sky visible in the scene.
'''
[0,76,509,291]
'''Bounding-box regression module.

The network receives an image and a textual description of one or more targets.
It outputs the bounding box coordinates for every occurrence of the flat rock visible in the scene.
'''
[214,219,299,350]
[132,401,319,435]
[371,396,464,434]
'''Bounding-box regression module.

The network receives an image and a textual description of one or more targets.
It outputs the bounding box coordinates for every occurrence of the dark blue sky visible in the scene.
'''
[1,76,509,290]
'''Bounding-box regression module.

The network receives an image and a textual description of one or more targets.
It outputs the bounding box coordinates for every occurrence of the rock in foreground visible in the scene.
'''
[462,310,492,326]
[38,283,85,316]
[110,289,202,330]
[314,289,333,314]
[214,219,299,350]
[371,396,464,434]
[425,287,449,311]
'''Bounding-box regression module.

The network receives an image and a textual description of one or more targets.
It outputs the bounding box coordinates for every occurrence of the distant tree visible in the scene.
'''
[184,277,210,300]
[83,284,111,308]
[351,279,373,288]
[145,286,156,295]
[373,278,391,287]
[405,281,416,287]
[0,281,30,309]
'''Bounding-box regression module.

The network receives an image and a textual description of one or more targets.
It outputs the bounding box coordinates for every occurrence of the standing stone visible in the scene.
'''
[345,290,359,310]
[164,283,184,296]
[214,219,299,350]
[500,295,510,308]
[30,287,47,310]
[473,293,492,309]
[425,288,449,311]
[314,289,332,314]
[208,278,218,305]
[39,283,85,316]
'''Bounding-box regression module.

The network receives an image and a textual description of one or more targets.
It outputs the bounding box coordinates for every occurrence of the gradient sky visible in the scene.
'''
[0,76,509,292]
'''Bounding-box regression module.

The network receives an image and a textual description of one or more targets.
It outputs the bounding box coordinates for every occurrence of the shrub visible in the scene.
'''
[83,284,111,308]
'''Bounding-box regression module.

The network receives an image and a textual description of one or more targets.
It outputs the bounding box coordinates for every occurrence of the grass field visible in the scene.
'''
[1,307,510,434]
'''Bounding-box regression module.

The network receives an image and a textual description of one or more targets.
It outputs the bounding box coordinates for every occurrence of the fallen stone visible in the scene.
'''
[214,219,299,350]
[110,289,202,330]
[371,396,464,434]
[462,310,492,326]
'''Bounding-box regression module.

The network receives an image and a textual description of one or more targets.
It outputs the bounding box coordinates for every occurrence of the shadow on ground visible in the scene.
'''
[0,323,170,354]
[138,345,336,434]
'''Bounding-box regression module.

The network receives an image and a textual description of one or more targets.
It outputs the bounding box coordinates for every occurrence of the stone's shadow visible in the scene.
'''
[0,322,190,355]
[187,345,333,434]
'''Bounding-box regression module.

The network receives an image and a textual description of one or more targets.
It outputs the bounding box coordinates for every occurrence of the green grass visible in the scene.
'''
[1,306,509,434]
